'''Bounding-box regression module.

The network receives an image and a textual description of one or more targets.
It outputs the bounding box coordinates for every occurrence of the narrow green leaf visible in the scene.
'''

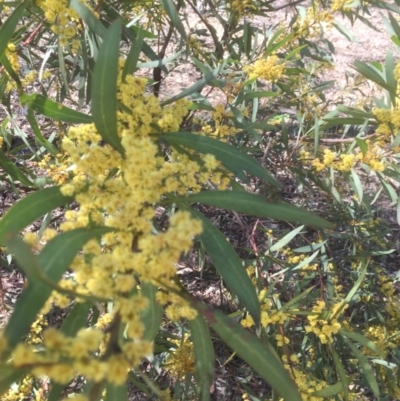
[322,118,368,131]
[314,115,319,157]
[0,73,8,102]
[336,105,375,119]
[270,251,319,279]
[270,225,304,252]
[160,69,224,107]
[47,383,64,401]
[280,286,315,312]
[187,207,260,325]
[0,366,26,397]
[0,150,34,187]
[239,91,279,101]
[311,380,347,398]
[4,227,113,348]
[161,132,281,188]
[70,0,107,37]
[5,235,45,282]
[193,301,301,401]
[140,282,163,341]
[20,93,93,124]
[383,51,397,107]
[105,382,128,401]
[0,53,22,90]
[122,28,144,81]
[0,186,73,245]
[0,0,29,59]
[329,259,367,321]
[189,315,214,401]
[385,51,397,103]
[58,41,70,98]
[25,109,59,156]
[243,22,251,58]
[379,174,398,203]
[160,0,187,41]
[388,12,400,39]
[330,345,349,401]
[128,372,150,395]
[136,50,184,70]
[332,22,356,41]
[97,3,164,73]
[397,196,400,226]
[355,138,368,156]
[350,168,363,204]
[353,61,392,92]
[340,330,386,358]
[345,339,380,397]
[186,191,333,228]
[91,19,124,155]
[191,57,224,88]
[371,359,397,369]
[283,45,308,62]
[61,302,92,336]
[391,35,400,46]
[293,241,326,253]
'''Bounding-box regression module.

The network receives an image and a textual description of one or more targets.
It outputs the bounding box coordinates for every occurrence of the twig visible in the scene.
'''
[21,20,45,47]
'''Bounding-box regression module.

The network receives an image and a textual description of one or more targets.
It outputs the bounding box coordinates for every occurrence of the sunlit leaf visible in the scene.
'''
[161,132,281,187]
[105,382,128,401]
[60,302,92,336]
[345,339,380,397]
[0,366,26,397]
[186,191,333,228]
[330,345,349,401]
[21,93,92,124]
[189,314,215,401]
[187,207,260,325]
[91,19,124,154]
[122,28,144,81]
[140,282,163,341]
[192,300,302,401]
[270,225,304,252]
[160,0,187,41]
[0,150,34,187]
[0,186,73,245]
[0,0,29,59]
[70,0,106,37]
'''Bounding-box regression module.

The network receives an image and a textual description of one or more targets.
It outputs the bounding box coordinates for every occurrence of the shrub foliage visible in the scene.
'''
[0,0,400,400]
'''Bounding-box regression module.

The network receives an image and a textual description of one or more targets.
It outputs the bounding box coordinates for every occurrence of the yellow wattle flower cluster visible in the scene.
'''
[230,0,258,17]
[241,291,287,329]
[201,103,240,139]
[312,149,355,173]
[36,0,81,50]
[305,300,343,344]
[377,271,400,325]
[373,106,400,143]
[331,0,353,11]
[0,375,35,401]
[243,55,285,82]
[164,334,195,379]
[356,142,385,172]
[2,61,227,387]
[363,325,399,358]
[290,5,334,41]
[311,143,385,174]
[276,364,362,401]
